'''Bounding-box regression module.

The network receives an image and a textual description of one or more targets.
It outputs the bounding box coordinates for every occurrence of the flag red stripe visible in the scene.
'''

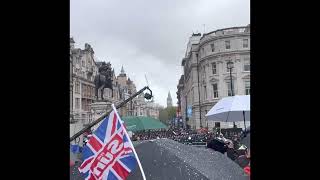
[87,172,96,180]
[88,136,103,152]
[123,147,132,152]
[113,161,129,179]
[79,157,94,170]
[111,113,117,135]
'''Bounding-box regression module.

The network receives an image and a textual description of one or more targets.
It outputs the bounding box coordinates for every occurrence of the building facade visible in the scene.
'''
[179,25,251,131]
[115,66,138,117]
[136,94,161,119]
[176,75,186,128]
[70,38,98,145]
[70,38,162,145]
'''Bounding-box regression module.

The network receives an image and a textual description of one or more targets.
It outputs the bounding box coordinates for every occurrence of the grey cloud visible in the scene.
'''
[71,0,250,106]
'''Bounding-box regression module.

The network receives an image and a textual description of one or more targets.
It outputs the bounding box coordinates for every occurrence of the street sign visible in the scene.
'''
[187,106,192,117]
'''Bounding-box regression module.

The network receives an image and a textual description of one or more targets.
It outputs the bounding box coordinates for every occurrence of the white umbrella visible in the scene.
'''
[205,95,250,130]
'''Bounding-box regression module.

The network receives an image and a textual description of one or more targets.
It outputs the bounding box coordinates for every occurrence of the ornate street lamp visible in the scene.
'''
[227,60,234,96]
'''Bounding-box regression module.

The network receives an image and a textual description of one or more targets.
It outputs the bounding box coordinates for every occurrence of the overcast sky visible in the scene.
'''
[70,0,250,107]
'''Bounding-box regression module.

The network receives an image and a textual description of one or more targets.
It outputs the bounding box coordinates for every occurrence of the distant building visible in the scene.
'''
[114,66,137,117]
[167,91,173,108]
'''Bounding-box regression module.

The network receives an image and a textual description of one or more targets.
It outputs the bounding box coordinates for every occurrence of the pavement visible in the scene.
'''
[127,140,209,180]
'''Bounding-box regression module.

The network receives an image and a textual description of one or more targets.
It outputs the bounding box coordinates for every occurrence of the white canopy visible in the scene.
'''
[205,95,250,122]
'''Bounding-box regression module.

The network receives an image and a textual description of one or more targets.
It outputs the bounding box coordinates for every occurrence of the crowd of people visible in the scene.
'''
[132,129,173,140]
[131,128,211,143]
[211,131,250,176]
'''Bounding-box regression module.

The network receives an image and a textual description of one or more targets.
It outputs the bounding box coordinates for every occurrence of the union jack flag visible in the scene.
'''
[79,107,137,180]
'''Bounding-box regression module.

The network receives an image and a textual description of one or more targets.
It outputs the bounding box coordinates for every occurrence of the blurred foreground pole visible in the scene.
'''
[70,86,153,142]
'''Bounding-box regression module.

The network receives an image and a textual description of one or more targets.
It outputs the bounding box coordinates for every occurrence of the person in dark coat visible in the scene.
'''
[226,141,238,161]
[207,138,227,154]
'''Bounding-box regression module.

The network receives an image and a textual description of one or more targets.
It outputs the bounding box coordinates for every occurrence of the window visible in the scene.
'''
[245,81,250,95]
[91,87,94,97]
[243,39,248,48]
[212,62,217,74]
[227,81,234,96]
[82,99,86,111]
[225,40,230,49]
[76,57,80,64]
[75,81,80,93]
[210,44,215,52]
[75,98,80,109]
[244,59,250,71]
[86,86,89,97]
[82,84,86,96]
[212,83,218,98]
[204,86,207,100]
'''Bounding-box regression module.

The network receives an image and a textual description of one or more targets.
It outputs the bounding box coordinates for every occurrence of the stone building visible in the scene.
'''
[134,94,161,119]
[70,38,98,145]
[70,38,162,145]
[178,25,251,130]
[167,91,173,108]
[176,75,185,128]
[115,66,137,117]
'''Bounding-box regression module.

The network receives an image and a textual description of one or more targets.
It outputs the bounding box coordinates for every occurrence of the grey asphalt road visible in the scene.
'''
[70,139,248,180]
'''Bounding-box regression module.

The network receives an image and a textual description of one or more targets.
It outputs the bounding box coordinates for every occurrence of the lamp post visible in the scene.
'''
[70,53,74,123]
[185,95,188,129]
[205,110,208,129]
[196,53,202,128]
[227,60,234,96]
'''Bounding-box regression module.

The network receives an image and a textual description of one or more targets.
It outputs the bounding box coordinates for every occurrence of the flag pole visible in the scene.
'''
[112,104,147,180]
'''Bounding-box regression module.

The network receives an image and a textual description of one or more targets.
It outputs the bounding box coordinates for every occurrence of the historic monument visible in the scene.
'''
[94,62,113,101]
[91,61,114,129]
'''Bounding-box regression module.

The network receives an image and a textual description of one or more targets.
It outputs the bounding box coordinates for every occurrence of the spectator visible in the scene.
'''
[235,148,250,168]
[226,141,238,161]
[208,138,228,154]
[244,165,250,176]
[243,149,250,176]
